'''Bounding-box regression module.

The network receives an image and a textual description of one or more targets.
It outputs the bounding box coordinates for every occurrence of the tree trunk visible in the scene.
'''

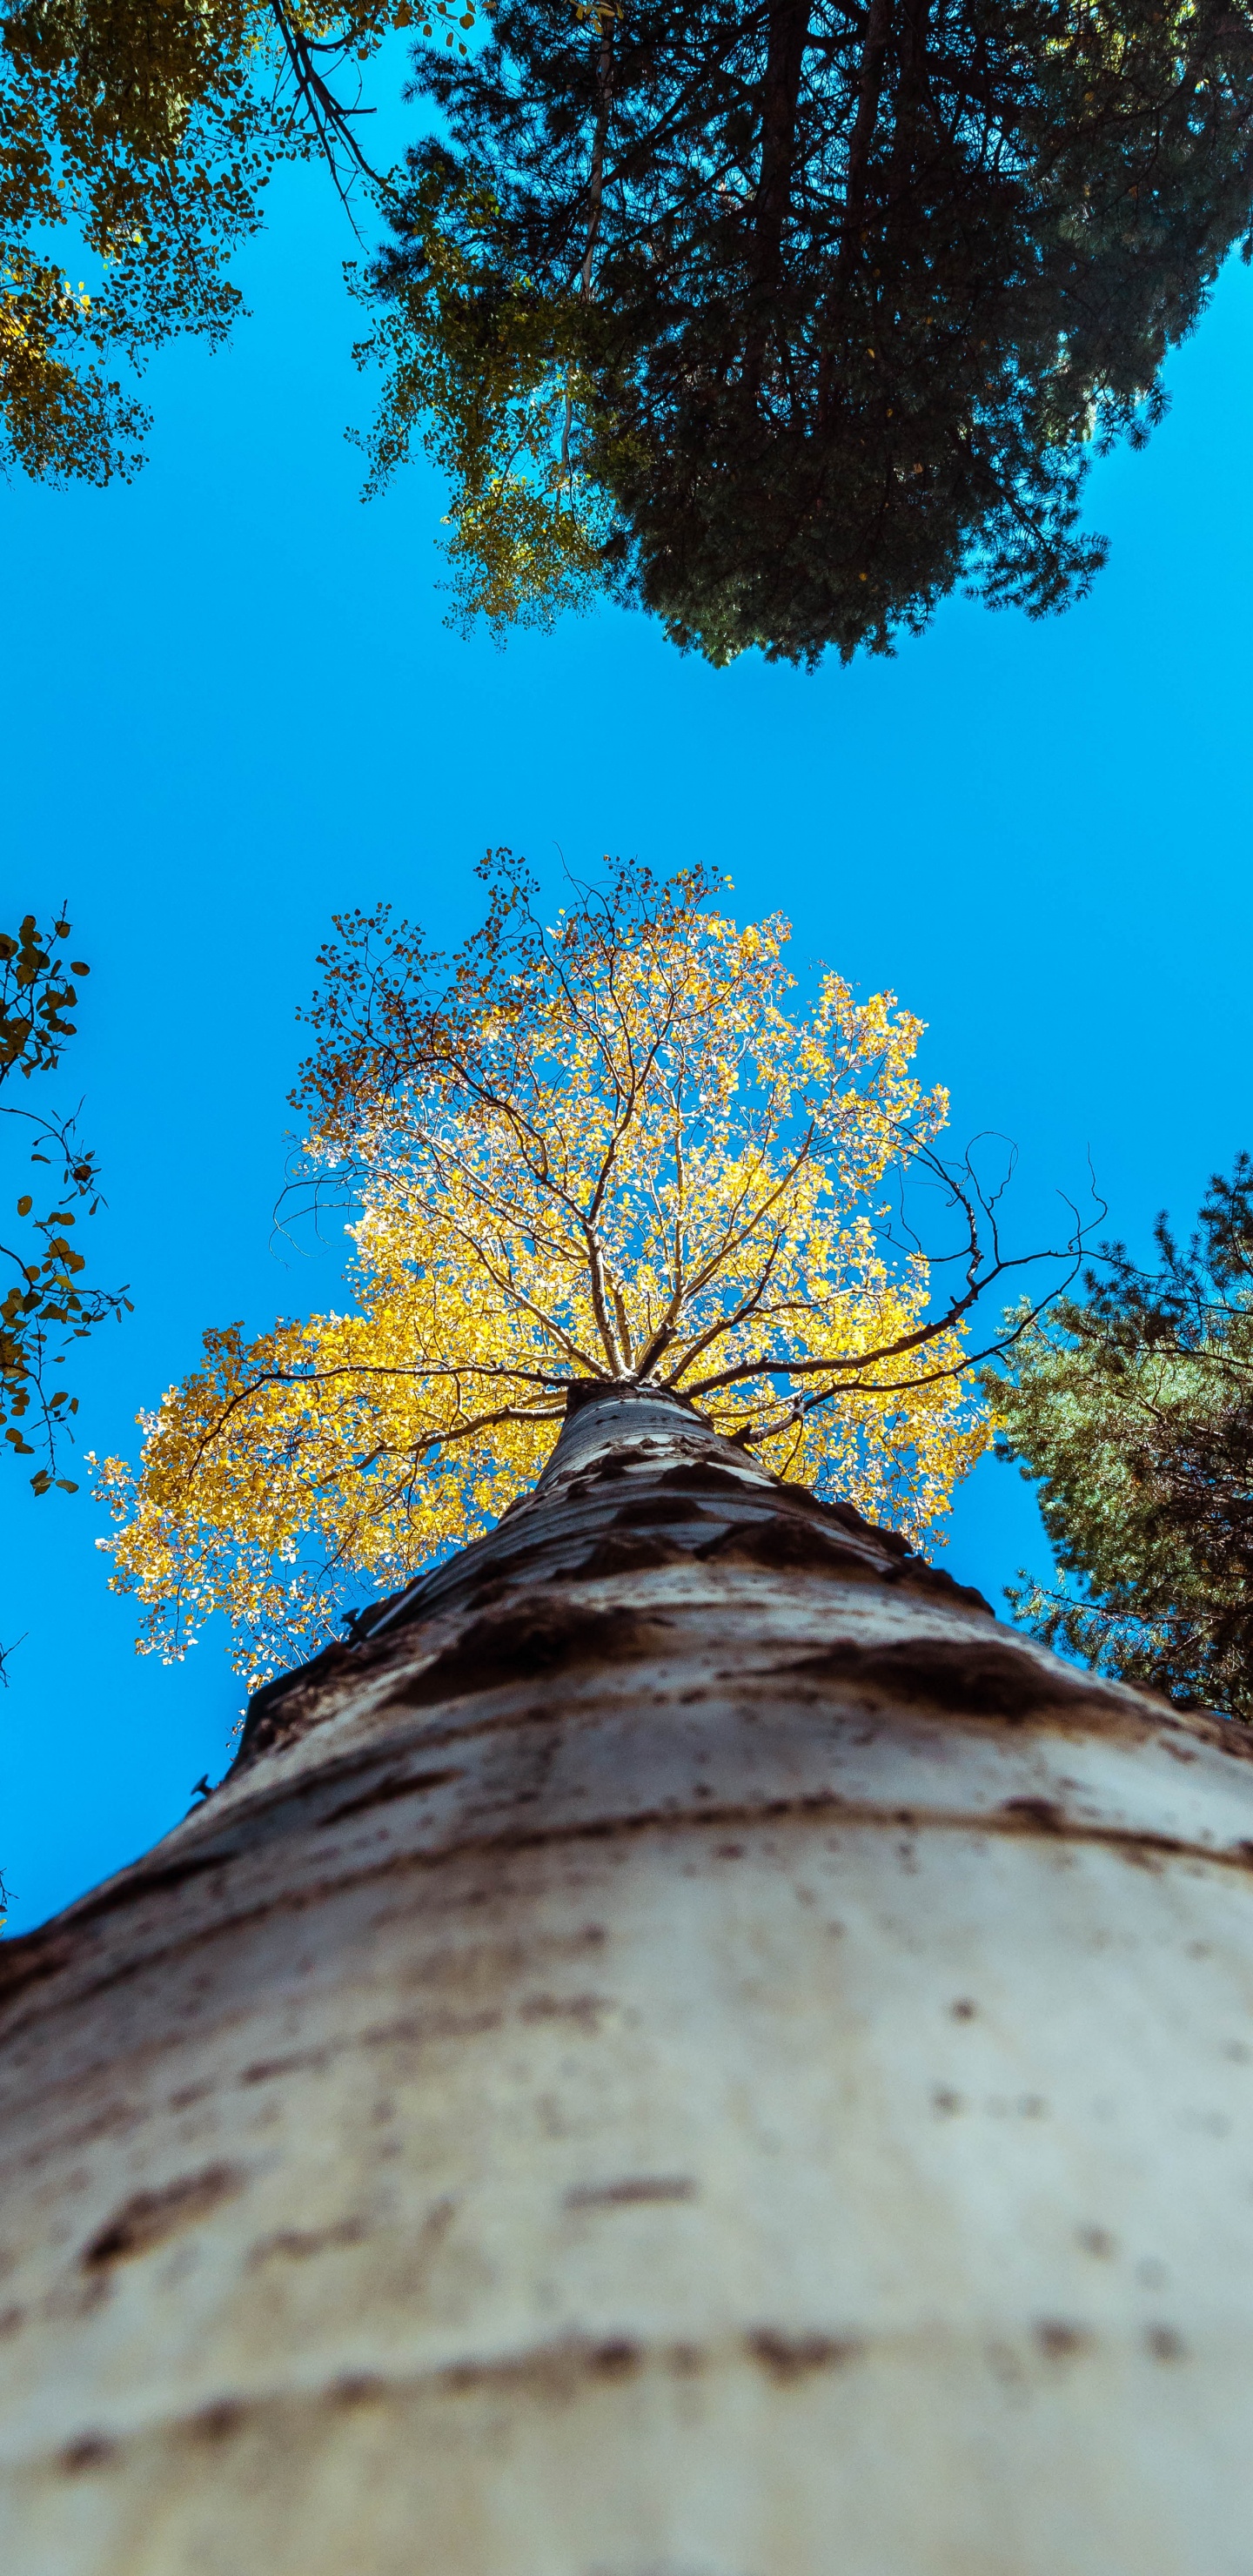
[743,0,811,396]
[3,1381,1253,2573]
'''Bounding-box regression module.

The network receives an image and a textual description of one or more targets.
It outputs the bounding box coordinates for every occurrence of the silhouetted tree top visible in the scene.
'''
[363,0,1253,661]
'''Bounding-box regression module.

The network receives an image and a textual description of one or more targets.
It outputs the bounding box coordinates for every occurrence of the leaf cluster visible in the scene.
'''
[0,0,460,481]
[352,157,618,632]
[0,910,130,1489]
[361,0,1253,661]
[988,1156,1253,1718]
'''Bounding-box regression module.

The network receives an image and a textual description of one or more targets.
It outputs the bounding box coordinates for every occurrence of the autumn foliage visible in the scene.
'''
[96,855,992,1683]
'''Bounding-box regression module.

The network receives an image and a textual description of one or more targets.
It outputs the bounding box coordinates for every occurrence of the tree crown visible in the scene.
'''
[96,854,996,1683]
[361,0,1253,659]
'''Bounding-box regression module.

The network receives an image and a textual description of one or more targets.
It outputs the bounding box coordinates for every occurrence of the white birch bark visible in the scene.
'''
[3,1383,1253,2574]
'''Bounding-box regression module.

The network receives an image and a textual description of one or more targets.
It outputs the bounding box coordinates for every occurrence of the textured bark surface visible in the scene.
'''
[3,1385,1253,2573]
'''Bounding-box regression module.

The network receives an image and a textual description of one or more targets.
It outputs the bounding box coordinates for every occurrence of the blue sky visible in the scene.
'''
[3,138,1251,1933]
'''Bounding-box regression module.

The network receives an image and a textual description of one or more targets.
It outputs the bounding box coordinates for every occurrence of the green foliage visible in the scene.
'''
[352,159,623,633]
[0,911,130,1489]
[361,0,1253,661]
[988,1158,1253,1719]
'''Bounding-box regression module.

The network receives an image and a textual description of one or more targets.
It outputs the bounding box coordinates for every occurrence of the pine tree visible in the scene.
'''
[361,0,1253,661]
[989,1156,1253,1717]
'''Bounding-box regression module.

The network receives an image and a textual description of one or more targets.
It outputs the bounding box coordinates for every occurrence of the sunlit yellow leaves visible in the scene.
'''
[99,856,988,1686]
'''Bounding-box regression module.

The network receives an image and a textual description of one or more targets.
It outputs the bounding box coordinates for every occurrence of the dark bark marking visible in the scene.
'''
[392,1600,652,1709]
[787,1636,1102,1720]
[237,1638,365,1762]
[589,2338,643,2377]
[240,2007,504,2099]
[239,2048,331,2087]
[571,1528,689,1580]
[1034,2320,1095,2361]
[1001,1797,1065,1833]
[699,1518,882,1577]
[562,1378,645,1420]
[607,1493,713,1528]
[442,2334,644,2398]
[565,2176,697,2208]
[332,2372,388,2405]
[102,1854,227,1900]
[26,1851,231,1951]
[320,1766,466,1827]
[747,2327,865,2379]
[652,1461,776,1499]
[60,2433,117,2474]
[248,2216,369,2265]
[189,2400,249,2443]
[83,2163,245,2270]
[519,1992,612,2029]
[563,1449,637,1481]
[0,1849,239,2009]
[0,1934,74,2006]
